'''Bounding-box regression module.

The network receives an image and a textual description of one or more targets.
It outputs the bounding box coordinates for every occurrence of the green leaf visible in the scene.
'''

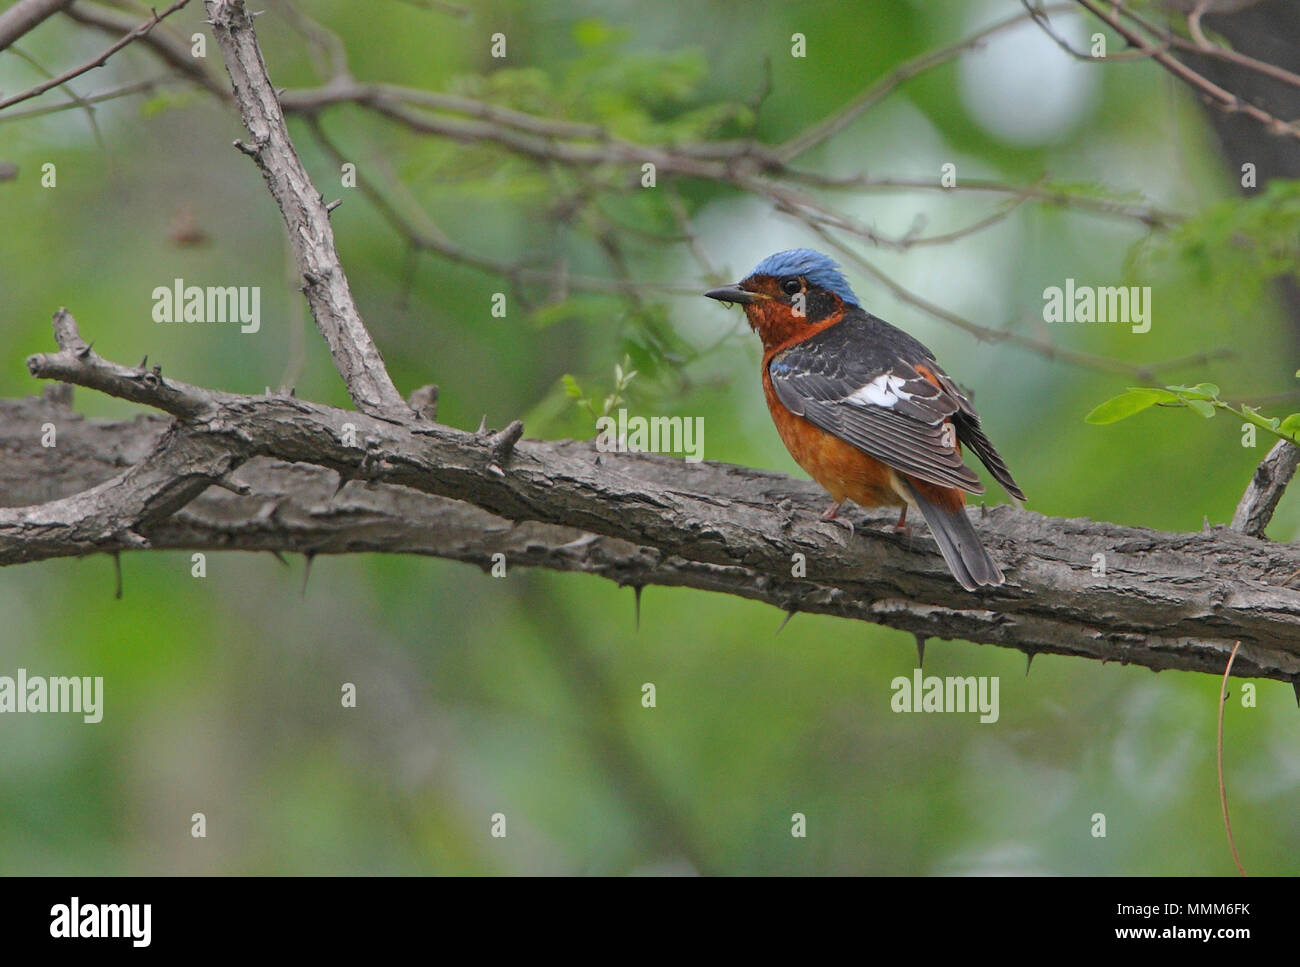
[1085,388,1179,424]
[1279,414,1300,440]
[562,374,583,400]
[1186,398,1216,418]
[1165,382,1220,400]
[1242,405,1281,429]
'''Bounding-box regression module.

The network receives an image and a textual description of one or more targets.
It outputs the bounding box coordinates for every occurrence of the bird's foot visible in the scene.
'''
[891,506,911,537]
[819,500,855,538]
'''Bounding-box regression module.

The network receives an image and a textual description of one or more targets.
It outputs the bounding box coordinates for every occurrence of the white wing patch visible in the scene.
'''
[843,373,914,409]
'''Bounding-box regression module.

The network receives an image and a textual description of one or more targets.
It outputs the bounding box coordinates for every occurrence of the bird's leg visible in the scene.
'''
[893,506,911,537]
[819,500,855,537]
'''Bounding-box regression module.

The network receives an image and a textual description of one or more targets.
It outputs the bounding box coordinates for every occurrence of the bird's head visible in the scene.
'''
[704,248,859,349]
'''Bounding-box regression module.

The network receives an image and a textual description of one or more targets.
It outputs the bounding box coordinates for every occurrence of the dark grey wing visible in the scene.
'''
[768,319,984,494]
[919,359,1027,502]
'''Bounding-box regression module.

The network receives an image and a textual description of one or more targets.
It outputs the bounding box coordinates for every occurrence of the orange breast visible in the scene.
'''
[761,364,903,508]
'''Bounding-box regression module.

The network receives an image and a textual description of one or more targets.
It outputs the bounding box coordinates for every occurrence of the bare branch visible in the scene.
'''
[0,76,177,124]
[27,309,215,419]
[1231,439,1300,538]
[7,322,1300,685]
[777,3,1076,161]
[0,0,75,52]
[804,221,1234,384]
[63,0,230,101]
[205,0,408,418]
[1072,0,1300,139]
[0,0,191,112]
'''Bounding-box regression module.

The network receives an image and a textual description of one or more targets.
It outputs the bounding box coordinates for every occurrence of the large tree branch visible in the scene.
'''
[5,314,1300,685]
[5,2,1296,693]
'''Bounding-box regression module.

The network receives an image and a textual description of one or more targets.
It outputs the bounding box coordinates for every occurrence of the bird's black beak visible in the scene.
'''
[704,283,762,305]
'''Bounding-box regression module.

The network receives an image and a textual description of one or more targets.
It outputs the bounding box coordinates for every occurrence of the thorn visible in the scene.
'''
[301,551,315,598]
[476,414,488,435]
[633,584,642,631]
[914,634,926,668]
[112,550,122,600]
[776,608,797,636]
[332,469,354,497]
[325,198,342,213]
[487,419,524,475]
[75,341,93,359]
[1203,515,1212,533]
[1293,679,1300,708]
[269,550,288,567]
[233,139,258,157]
[137,355,149,371]
[1025,650,1036,677]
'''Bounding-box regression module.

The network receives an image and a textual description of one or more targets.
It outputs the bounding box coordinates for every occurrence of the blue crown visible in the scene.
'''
[747,249,859,306]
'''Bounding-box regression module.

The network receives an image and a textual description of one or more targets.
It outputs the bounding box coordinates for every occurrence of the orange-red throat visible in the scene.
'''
[704,274,848,352]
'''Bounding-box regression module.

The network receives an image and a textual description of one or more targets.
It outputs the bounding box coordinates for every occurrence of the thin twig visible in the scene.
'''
[777,3,1076,161]
[0,0,191,112]
[805,220,1233,382]
[1217,640,1247,877]
[1072,0,1300,138]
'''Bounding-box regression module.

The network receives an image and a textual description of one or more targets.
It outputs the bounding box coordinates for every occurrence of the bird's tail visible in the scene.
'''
[901,478,1004,591]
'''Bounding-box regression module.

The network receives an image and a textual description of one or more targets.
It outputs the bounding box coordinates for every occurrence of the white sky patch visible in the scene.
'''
[958,6,1099,147]
[845,373,913,408]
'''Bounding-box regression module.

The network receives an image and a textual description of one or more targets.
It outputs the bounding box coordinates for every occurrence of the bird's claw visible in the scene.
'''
[819,502,855,538]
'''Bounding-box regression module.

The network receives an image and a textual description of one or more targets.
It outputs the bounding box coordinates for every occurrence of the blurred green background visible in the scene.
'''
[0,0,1297,875]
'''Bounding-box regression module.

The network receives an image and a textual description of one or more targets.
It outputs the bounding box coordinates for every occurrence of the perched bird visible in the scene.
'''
[705,249,1024,590]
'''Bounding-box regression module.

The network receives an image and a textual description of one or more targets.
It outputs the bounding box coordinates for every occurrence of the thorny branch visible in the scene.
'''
[206,0,408,419]
[0,0,1297,693]
[7,311,1300,687]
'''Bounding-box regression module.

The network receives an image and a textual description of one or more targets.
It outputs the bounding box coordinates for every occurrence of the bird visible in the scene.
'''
[704,248,1025,591]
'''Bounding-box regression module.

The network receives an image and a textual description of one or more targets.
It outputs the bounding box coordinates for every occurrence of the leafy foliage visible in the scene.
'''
[1086,379,1300,445]
[1129,179,1300,312]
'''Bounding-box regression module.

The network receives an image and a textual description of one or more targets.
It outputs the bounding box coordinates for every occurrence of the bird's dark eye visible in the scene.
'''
[781,277,802,296]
